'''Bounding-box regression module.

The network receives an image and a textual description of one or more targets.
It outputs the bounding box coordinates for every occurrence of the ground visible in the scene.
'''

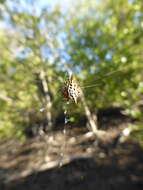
[0,119,143,190]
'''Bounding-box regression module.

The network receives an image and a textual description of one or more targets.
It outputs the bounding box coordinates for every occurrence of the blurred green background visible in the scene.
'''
[0,0,143,141]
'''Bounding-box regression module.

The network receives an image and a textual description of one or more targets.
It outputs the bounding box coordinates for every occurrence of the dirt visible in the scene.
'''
[0,122,143,190]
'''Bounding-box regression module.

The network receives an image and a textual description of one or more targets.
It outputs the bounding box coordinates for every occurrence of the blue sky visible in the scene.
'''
[36,0,71,10]
[37,0,59,7]
[4,0,72,16]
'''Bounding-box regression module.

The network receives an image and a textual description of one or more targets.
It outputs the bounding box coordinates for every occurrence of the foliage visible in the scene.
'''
[0,0,143,139]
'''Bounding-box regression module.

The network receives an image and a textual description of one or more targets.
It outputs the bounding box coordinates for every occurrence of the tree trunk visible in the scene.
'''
[39,70,53,131]
[79,87,98,133]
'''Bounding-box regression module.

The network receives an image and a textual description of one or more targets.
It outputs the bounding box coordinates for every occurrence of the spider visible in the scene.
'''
[61,74,80,104]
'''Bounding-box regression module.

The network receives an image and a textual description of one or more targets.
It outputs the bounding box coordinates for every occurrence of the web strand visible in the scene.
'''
[81,84,101,89]
[80,67,129,89]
